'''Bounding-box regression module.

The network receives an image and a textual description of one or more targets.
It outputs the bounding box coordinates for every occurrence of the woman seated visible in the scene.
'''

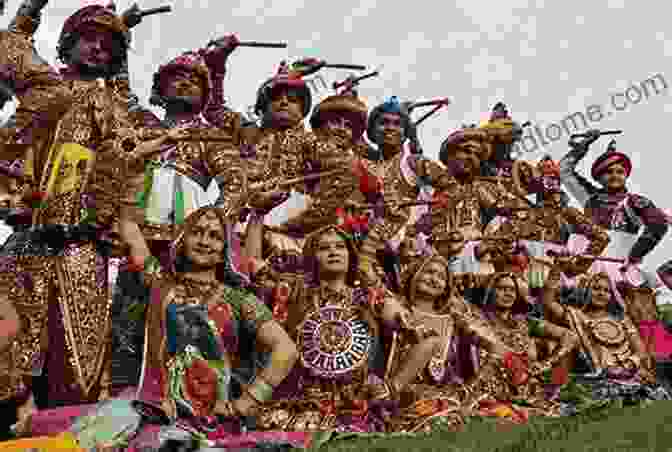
[3,206,307,451]
[383,251,511,433]
[464,272,578,417]
[542,270,670,405]
[246,220,422,433]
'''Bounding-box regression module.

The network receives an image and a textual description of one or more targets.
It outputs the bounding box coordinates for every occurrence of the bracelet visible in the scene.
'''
[245,376,274,404]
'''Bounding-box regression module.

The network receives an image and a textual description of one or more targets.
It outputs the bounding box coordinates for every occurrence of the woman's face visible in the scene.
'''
[184,211,226,268]
[591,276,611,308]
[314,231,349,276]
[494,276,517,310]
[414,260,448,299]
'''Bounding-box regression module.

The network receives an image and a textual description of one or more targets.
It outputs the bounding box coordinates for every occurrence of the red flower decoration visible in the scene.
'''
[503,351,529,386]
[319,399,337,416]
[432,191,450,209]
[350,399,368,416]
[29,191,47,201]
[208,302,233,333]
[552,365,569,385]
[510,254,529,273]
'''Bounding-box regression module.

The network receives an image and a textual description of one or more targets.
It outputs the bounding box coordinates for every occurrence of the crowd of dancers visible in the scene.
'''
[1,1,672,451]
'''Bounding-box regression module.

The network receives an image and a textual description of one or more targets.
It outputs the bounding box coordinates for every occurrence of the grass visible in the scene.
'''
[311,401,672,451]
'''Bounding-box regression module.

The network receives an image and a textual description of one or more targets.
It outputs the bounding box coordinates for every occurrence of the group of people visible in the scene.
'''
[1,1,672,451]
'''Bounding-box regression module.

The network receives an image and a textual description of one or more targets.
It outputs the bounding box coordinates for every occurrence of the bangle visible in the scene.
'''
[245,377,274,404]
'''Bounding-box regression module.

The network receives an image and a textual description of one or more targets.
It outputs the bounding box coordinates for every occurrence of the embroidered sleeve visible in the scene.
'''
[564,206,610,256]
[628,194,669,260]
[559,145,599,205]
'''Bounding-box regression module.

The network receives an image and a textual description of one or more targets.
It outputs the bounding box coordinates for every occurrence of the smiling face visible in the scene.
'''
[451,138,483,176]
[374,112,403,147]
[599,163,627,192]
[314,231,349,276]
[183,211,226,268]
[267,86,304,127]
[590,275,611,308]
[494,276,517,310]
[414,260,448,299]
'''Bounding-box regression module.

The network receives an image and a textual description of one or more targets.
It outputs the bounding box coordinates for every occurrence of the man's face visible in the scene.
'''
[450,138,483,176]
[184,211,226,268]
[268,87,304,126]
[600,163,627,191]
[321,113,353,145]
[160,68,204,103]
[70,24,118,72]
[314,231,349,276]
[375,112,403,147]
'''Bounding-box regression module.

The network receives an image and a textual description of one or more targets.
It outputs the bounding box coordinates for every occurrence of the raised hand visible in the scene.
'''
[204,34,240,73]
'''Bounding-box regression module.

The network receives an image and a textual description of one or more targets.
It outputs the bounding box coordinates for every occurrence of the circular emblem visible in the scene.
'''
[589,318,625,346]
[298,307,372,377]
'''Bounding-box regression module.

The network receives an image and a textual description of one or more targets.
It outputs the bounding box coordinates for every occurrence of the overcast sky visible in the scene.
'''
[1,0,671,273]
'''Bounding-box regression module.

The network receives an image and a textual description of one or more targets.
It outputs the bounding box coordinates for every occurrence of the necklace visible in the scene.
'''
[176,273,221,305]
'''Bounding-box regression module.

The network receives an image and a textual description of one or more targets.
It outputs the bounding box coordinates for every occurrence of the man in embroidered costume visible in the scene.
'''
[0,3,178,417]
[559,134,671,355]
[216,60,343,259]
[411,126,514,276]
[354,96,429,287]
[272,74,370,237]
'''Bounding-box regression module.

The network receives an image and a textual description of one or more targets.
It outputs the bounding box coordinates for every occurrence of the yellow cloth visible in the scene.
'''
[43,143,94,197]
[0,432,84,451]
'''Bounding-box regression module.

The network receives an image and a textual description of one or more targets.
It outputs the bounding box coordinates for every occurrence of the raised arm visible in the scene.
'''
[202,35,238,127]
[559,133,601,206]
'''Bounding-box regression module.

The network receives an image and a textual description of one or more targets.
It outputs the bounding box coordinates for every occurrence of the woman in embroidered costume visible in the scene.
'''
[246,219,415,432]
[559,134,671,354]
[462,272,578,417]
[0,206,304,450]
[542,270,670,405]
[126,206,303,450]
[383,251,511,433]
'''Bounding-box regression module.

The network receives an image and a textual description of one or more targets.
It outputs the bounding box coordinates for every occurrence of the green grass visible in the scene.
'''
[311,401,672,451]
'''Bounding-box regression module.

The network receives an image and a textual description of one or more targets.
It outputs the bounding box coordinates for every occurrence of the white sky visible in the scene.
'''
[1,0,671,273]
